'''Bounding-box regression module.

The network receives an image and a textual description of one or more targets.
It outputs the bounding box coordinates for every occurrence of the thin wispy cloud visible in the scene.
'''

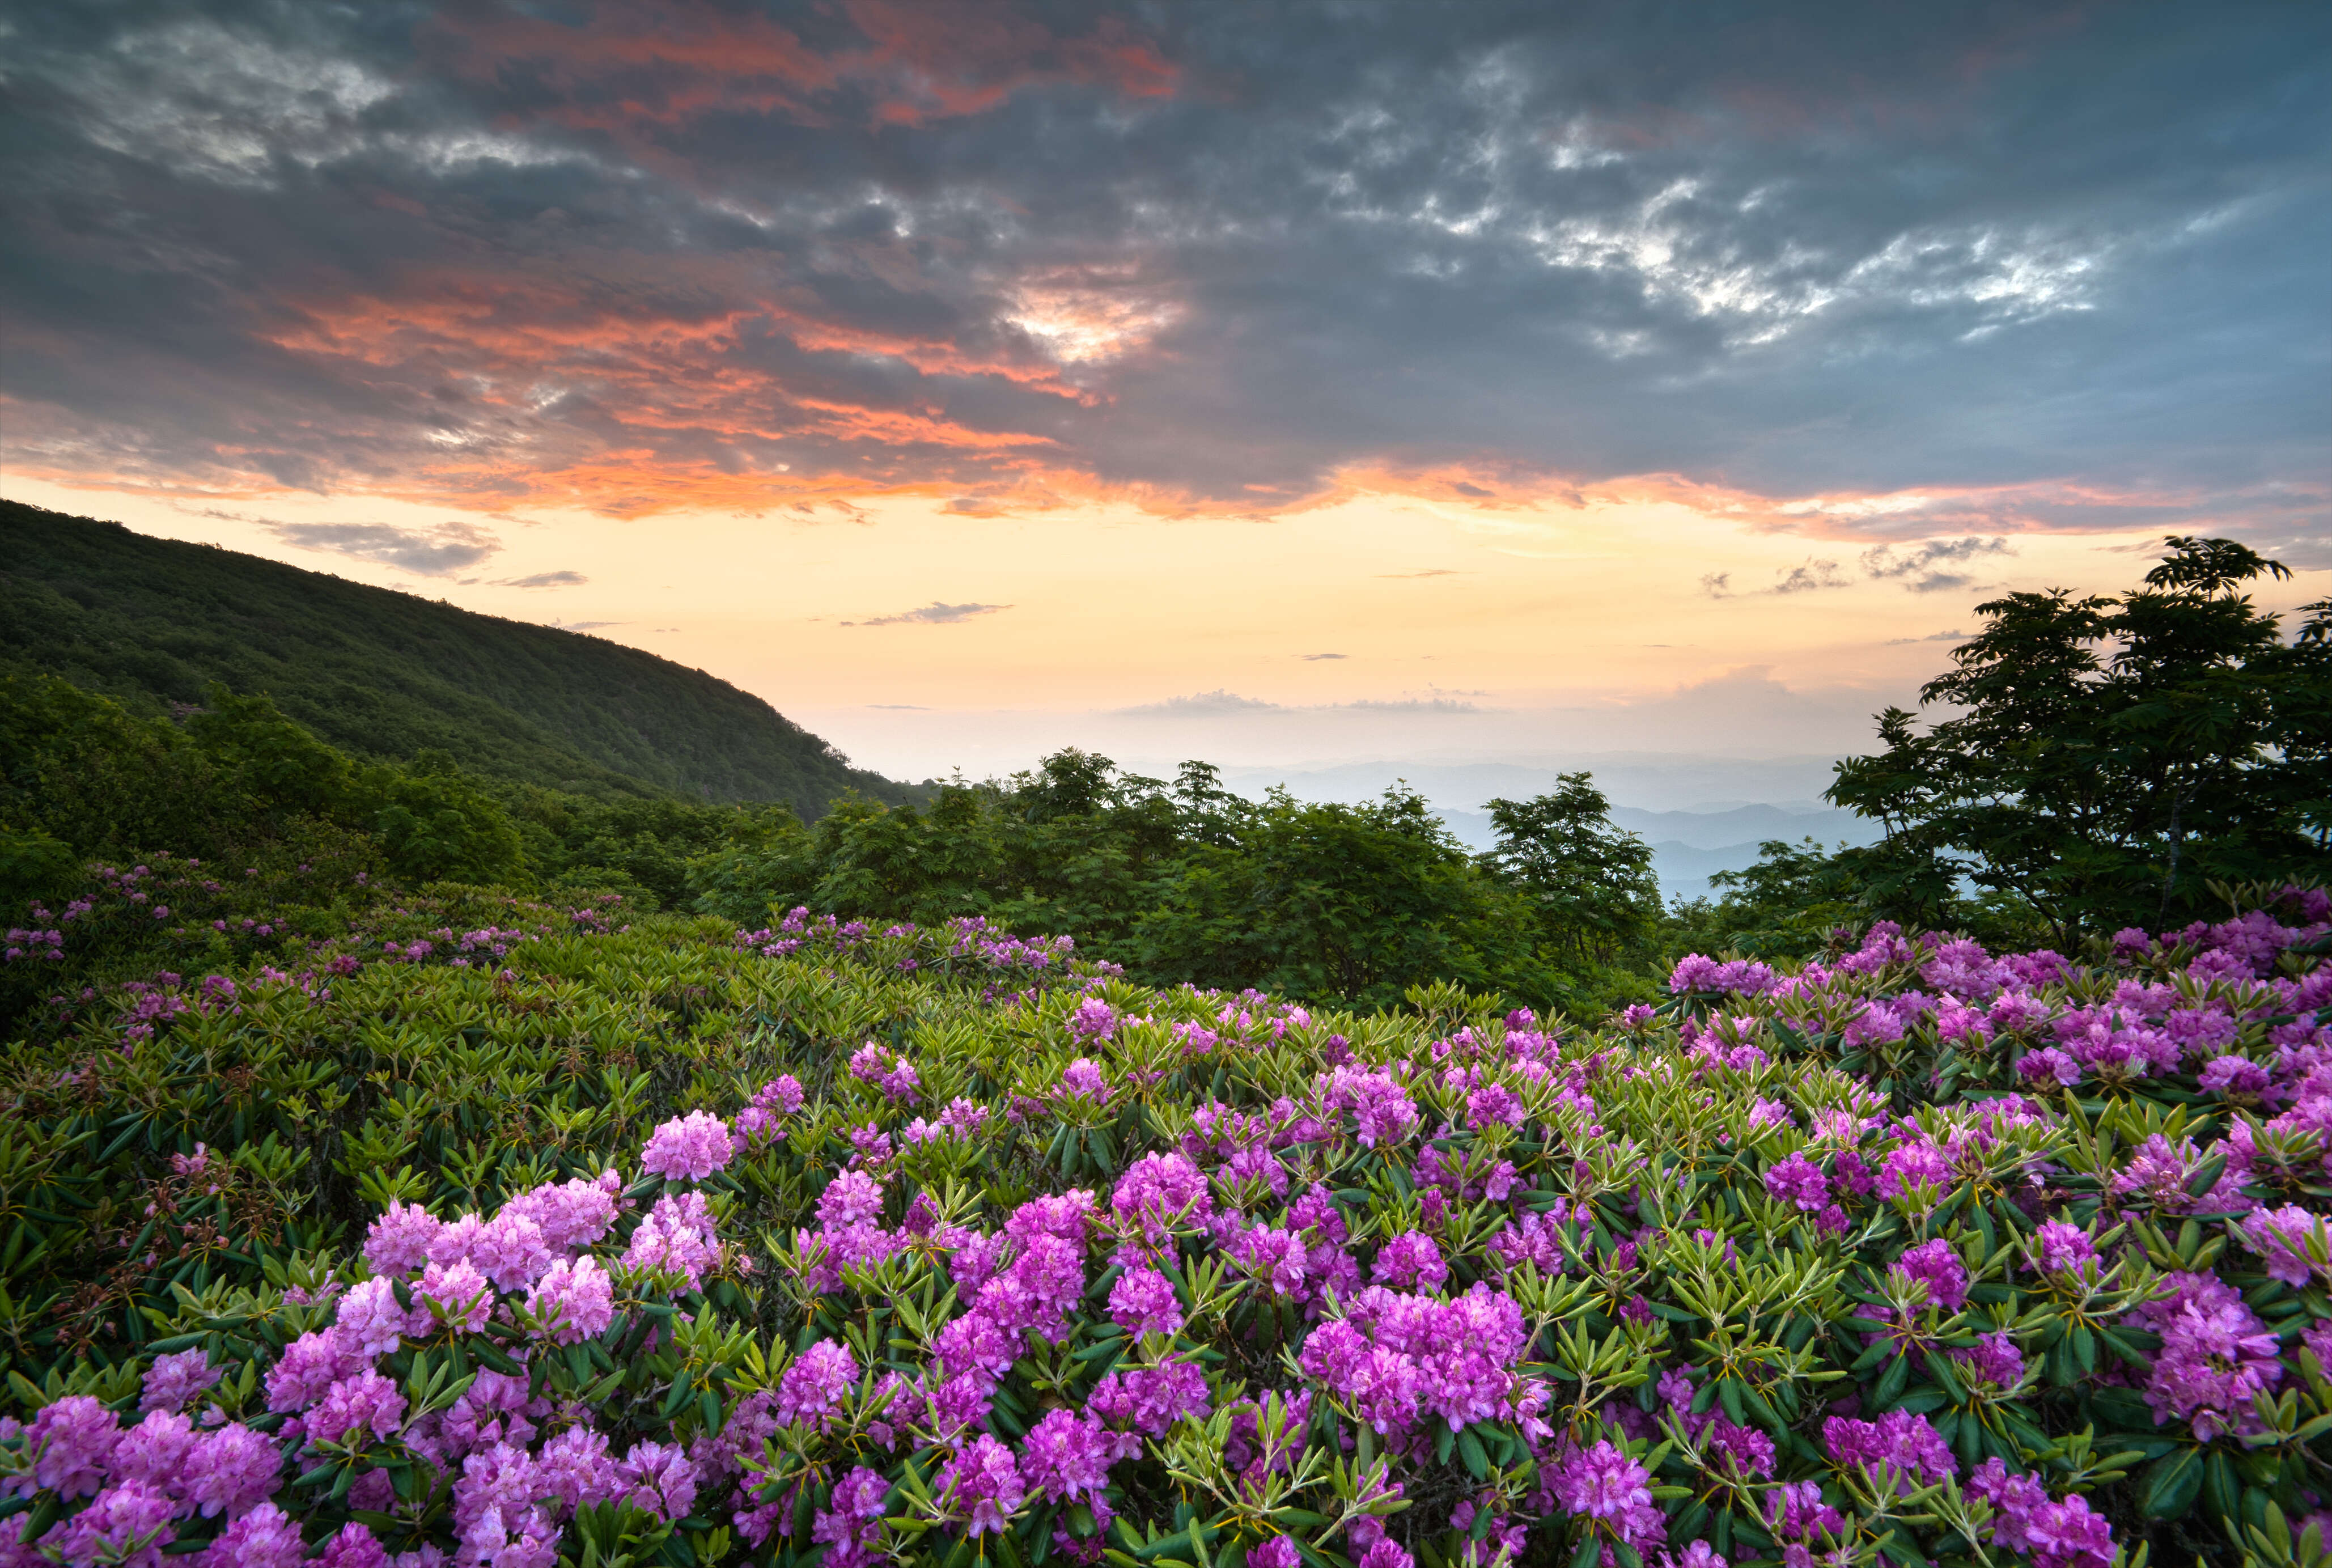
[842,601,1014,628]
[1859,537,2015,594]
[1116,690,1483,717]
[265,519,500,577]
[1703,537,2017,599]
[1773,560,1851,595]
[493,570,590,589]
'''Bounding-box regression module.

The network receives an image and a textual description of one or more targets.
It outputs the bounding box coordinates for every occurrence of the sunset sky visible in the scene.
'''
[3,1,2326,800]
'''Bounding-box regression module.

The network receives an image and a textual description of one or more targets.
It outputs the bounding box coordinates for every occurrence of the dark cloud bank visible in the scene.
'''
[0,0,2323,549]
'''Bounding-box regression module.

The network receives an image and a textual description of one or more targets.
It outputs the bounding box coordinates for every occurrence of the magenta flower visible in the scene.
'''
[2199,1054,2272,1098]
[1669,955,1779,996]
[1067,998,1120,1042]
[937,1433,1025,1537]
[139,1347,222,1415]
[109,1409,198,1495]
[264,1329,360,1413]
[1465,1082,1524,1129]
[1547,1440,1665,1552]
[1232,1225,1311,1299]
[306,1371,407,1447]
[2241,1205,2330,1288]
[777,1340,861,1429]
[1762,1152,1830,1211]
[525,1256,616,1344]
[316,1522,391,1568]
[1108,1266,1186,1337]
[468,1211,554,1290]
[1970,1459,2115,1568]
[1088,1362,1211,1443]
[640,1110,736,1181]
[622,1193,720,1290]
[185,1422,283,1519]
[2144,1293,2285,1439]
[25,1394,120,1498]
[363,1199,440,1275]
[2028,1220,2097,1277]
[1370,1231,1448,1293]
[413,1259,494,1332]
[1020,1408,1113,1503]
[1892,1239,1968,1312]
[37,1481,176,1568]
[1952,1330,2028,1390]
[618,1440,700,1522]
[335,1277,406,1359]
[535,1426,624,1514]
[1877,1141,1954,1206]
[1824,1409,1956,1491]
[811,1465,892,1567]
[499,1175,619,1252]
[817,1169,886,1229]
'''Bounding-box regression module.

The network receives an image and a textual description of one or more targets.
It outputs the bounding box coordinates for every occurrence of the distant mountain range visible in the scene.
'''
[1,500,922,819]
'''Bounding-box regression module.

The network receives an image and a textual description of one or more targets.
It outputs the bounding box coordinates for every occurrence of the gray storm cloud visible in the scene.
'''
[0,0,2322,546]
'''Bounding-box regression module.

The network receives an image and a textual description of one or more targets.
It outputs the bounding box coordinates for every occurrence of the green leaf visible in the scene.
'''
[2142,1448,2203,1519]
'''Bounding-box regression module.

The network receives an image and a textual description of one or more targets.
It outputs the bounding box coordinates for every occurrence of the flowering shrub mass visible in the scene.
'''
[2,892,2329,1567]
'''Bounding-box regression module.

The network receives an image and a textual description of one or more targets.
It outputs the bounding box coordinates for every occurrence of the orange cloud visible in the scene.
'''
[419,0,1178,135]
[26,256,2316,541]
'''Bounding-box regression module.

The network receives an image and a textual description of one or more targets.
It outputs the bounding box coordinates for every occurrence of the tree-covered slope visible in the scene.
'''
[0,498,921,816]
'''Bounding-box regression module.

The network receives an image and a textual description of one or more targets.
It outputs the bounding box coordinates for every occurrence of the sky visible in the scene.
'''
[3,0,2327,803]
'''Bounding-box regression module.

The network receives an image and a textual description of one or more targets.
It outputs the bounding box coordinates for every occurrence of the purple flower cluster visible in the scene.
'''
[639,1111,736,1181]
[16,893,2328,1567]
[1824,1410,1955,1491]
[847,1041,922,1102]
[1970,1458,2117,1568]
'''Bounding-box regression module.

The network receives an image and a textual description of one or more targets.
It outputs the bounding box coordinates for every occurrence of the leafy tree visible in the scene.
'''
[1826,536,2330,944]
[1131,786,1544,1011]
[686,753,1664,1018]
[1480,773,1662,964]
[1663,836,1863,960]
[1,673,243,862]
[184,685,353,820]
[360,752,525,887]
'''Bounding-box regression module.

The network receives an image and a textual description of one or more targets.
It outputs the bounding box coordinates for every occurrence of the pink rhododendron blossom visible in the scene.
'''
[640,1111,736,1181]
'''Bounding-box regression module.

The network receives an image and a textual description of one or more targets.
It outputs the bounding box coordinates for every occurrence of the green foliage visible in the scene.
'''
[1129,786,1538,1010]
[689,754,1668,1019]
[1480,772,1664,964]
[1664,836,1867,960]
[359,752,525,885]
[1826,536,2331,945]
[0,498,922,817]
[2,891,2322,1565]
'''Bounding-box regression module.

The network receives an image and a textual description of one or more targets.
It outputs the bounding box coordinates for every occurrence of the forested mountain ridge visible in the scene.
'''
[0,498,921,817]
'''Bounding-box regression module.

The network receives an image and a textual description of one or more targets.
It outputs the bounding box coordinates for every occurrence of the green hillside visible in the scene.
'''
[0,498,921,816]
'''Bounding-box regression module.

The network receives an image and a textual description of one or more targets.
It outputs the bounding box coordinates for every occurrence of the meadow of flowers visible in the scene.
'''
[2,887,2330,1568]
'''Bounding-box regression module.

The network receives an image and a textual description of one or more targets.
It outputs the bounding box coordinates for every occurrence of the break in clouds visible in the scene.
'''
[0,0,2325,553]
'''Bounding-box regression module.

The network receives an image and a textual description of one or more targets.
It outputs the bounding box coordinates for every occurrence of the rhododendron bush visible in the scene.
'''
[2,893,2330,1568]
